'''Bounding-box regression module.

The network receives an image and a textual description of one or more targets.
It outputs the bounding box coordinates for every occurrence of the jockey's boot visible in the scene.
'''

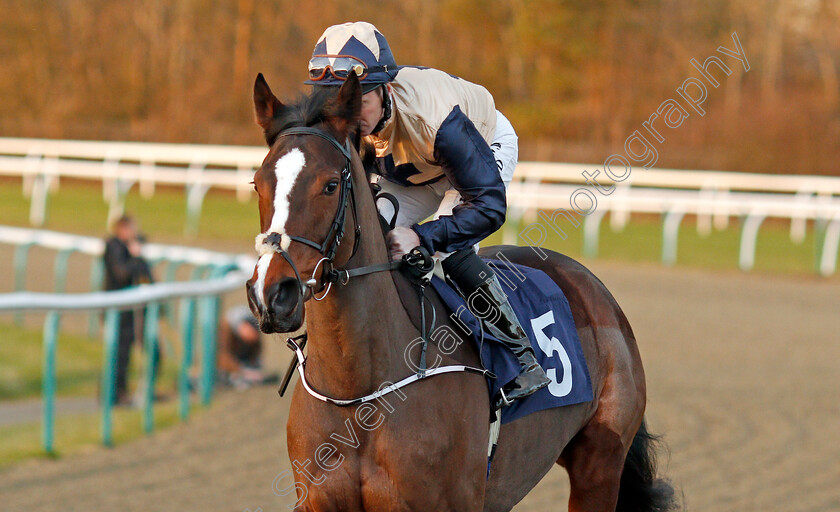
[442,249,551,407]
[474,274,552,406]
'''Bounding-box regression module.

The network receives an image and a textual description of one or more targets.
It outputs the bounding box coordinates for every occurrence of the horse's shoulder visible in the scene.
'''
[389,268,482,368]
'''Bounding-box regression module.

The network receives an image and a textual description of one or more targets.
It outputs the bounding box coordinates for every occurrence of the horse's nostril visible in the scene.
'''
[268,278,301,317]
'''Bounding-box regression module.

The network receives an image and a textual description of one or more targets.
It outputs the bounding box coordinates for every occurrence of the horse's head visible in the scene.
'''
[246,73,362,333]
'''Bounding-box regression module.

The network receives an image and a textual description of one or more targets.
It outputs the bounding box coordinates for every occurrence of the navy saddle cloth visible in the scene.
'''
[430,259,593,424]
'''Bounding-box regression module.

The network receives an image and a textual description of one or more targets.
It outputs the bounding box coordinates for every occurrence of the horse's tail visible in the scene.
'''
[616,418,679,512]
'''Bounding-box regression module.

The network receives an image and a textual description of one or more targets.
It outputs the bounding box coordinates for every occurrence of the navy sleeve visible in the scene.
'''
[411,106,506,254]
[374,154,424,187]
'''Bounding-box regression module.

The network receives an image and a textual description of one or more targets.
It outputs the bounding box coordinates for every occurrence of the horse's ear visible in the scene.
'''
[325,72,362,137]
[253,73,285,146]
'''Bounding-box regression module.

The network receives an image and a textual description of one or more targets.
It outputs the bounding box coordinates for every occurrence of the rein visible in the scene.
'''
[264,125,490,404]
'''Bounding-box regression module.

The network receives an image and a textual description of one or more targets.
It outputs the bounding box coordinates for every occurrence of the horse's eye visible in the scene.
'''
[323,180,339,195]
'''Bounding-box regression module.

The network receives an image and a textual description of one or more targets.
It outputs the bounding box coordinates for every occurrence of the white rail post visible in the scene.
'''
[102,153,122,228]
[790,187,815,244]
[582,209,608,258]
[739,211,767,271]
[236,163,254,202]
[662,207,687,266]
[185,156,209,236]
[29,166,53,226]
[22,147,43,198]
[521,166,542,225]
[713,187,731,231]
[609,183,630,232]
[819,216,840,276]
[101,151,119,201]
[139,159,156,199]
[696,185,714,237]
[813,192,835,273]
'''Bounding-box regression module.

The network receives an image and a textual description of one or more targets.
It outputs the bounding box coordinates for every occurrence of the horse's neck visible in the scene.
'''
[303,169,418,397]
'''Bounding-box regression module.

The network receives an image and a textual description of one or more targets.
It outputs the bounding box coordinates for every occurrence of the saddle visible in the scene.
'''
[394,251,594,424]
[373,180,593,425]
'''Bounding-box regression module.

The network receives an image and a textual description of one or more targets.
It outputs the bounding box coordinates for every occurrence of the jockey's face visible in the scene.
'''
[359,86,385,137]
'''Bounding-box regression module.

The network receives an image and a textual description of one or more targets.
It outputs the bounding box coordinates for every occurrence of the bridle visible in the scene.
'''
[262,126,357,301]
[259,124,491,411]
[257,125,399,302]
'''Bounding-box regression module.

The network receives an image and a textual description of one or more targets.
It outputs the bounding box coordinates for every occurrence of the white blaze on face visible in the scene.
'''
[254,148,306,308]
[269,148,306,235]
[254,253,273,308]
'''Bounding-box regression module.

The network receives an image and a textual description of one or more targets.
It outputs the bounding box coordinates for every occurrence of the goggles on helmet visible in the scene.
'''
[308,54,371,82]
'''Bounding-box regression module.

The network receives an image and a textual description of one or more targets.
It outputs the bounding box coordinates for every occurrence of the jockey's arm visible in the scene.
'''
[411,105,507,254]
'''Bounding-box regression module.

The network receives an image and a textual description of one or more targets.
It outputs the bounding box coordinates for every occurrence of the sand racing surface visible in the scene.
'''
[2,261,839,512]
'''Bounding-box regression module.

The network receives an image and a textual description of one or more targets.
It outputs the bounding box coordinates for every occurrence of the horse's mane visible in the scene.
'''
[269,87,377,179]
[271,87,338,136]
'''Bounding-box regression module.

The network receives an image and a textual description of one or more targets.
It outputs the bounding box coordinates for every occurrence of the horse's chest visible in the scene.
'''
[288,382,487,510]
[293,429,450,511]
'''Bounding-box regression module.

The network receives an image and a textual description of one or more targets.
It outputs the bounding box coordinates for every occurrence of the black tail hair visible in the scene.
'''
[616,419,679,512]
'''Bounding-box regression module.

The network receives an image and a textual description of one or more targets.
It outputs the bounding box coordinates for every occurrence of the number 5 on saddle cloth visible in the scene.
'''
[431,257,593,424]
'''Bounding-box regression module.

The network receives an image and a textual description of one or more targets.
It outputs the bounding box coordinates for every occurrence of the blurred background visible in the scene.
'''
[2,0,838,174]
[1,2,839,511]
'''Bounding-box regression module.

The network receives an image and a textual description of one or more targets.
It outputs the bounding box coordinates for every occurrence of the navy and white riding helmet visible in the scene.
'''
[305,22,397,93]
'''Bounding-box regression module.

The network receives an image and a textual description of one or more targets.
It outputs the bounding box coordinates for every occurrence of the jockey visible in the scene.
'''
[305,21,550,406]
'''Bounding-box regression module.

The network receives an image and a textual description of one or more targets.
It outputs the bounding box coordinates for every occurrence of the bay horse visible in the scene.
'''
[246,72,675,511]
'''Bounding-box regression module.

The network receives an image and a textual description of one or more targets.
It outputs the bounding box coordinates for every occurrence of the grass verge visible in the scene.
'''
[1,320,181,402]
[0,400,198,470]
[1,178,835,277]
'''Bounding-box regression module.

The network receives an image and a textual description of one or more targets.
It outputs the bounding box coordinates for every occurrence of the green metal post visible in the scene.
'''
[201,267,228,405]
[142,302,160,434]
[42,311,61,454]
[53,248,75,293]
[88,258,104,337]
[101,309,119,447]
[193,262,213,404]
[193,263,212,407]
[165,261,184,283]
[164,261,184,326]
[198,295,219,406]
[13,242,34,325]
[191,264,210,280]
[178,298,196,421]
